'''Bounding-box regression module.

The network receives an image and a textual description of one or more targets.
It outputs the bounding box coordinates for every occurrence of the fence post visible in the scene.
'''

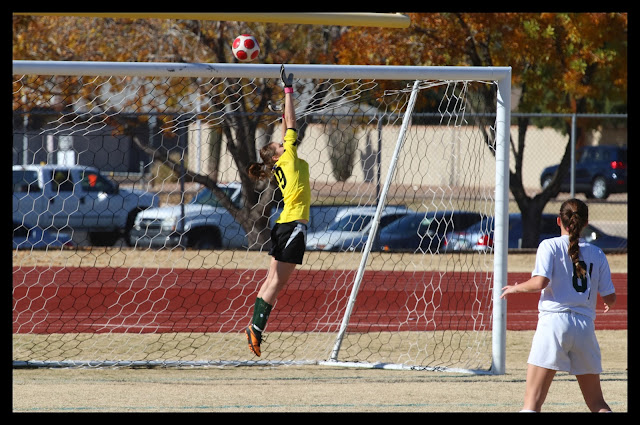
[570,113,577,197]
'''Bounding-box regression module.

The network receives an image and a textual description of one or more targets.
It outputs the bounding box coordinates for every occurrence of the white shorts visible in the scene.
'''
[527,310,602,375]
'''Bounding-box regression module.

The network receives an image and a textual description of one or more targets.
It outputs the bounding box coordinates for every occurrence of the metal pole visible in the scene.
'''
[570,114,577,197]
[13,12,412,29]
[22,94,28,165]
[376,116,382,202]
[13,60,513,82]
[491,70,511,375]
[329,80,420,362]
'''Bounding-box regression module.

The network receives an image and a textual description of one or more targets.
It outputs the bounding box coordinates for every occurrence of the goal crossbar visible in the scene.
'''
[13,60,511,82]
[13,13,412,28]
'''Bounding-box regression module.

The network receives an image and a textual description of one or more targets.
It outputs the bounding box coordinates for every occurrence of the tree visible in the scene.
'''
[332,12,627,247]
[13,14,627,248]
[13,16,347,248]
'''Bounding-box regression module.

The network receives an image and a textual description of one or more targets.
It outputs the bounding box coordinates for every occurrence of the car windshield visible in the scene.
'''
[384,214,431,233]
[192,187,239,208]
[327,214,373,232]
[80,170,116,193]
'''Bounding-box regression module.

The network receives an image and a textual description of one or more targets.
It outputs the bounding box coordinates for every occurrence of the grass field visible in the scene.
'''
[12,329,627,413]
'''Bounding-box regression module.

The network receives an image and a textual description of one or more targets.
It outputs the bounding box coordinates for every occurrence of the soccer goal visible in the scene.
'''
[12,60,511,374]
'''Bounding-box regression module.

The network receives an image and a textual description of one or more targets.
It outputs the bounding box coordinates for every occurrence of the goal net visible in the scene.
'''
[12,61,511,374]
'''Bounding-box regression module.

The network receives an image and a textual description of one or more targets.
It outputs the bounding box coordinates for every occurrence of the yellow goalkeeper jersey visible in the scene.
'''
[274,128,311,224]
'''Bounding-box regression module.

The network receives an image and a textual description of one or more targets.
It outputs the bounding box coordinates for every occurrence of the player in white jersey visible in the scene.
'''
[501,198,617,412]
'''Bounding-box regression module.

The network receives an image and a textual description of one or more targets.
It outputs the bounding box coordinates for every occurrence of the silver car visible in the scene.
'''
[305,205,409,251]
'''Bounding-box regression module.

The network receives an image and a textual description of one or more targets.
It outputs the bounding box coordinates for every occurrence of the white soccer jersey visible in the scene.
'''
[532,235,616,320]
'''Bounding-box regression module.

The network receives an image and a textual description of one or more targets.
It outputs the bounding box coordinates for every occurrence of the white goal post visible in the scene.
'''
[12,60,511,374]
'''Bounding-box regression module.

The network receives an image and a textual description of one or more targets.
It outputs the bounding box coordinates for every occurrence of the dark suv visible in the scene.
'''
[540,145,627,199]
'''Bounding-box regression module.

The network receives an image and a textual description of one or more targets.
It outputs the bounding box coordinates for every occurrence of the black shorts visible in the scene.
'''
[268,221,307,265]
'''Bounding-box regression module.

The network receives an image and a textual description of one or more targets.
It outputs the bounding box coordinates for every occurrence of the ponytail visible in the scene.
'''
[559,198,589,278]
[246,142,279,182]
[247,162,272,181]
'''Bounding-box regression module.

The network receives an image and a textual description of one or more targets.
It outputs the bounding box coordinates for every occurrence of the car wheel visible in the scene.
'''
[89,231,120,246]
[590,177,609,199]
[123,208,143,247]
[189,228,221,250]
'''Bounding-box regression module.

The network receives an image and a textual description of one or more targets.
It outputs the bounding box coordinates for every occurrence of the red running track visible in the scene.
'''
[13,267,627,334]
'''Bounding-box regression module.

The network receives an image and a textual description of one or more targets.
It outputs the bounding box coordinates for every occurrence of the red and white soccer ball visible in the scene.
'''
[232,34,260,62]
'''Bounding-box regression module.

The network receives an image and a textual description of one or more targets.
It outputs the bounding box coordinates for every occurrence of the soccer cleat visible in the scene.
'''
[245,325,262,357]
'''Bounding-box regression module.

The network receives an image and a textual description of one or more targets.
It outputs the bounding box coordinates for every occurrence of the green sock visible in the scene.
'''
[251,297,273,334]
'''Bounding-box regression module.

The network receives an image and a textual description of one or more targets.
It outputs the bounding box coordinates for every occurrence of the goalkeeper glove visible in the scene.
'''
[280,64,294,90]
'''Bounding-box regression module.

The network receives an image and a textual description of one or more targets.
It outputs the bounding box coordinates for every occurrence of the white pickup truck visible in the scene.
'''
[12,164,159,246]
[129,182,248,250]
[130,181,352,251]
[130,182,350,249]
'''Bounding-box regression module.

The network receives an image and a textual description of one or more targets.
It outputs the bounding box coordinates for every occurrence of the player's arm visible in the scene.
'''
[602,292,616,313]
[280,113,287,141]
[597,252,616,313]
[281,65,297,132]
[500,275,549,298]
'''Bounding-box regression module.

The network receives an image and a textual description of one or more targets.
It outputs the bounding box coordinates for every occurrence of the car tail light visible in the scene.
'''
[476,234,493,247]
[611,161,626,170]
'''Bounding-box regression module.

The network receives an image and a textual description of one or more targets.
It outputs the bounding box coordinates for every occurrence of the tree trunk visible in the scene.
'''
[509,119,574,248]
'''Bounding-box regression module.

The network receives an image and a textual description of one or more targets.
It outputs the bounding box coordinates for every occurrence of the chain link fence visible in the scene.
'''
[510,113,627,244]
[13,110,627,249]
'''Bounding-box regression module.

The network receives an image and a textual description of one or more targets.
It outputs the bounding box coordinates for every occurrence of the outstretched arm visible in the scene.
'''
[281,65,296,130]
[284,91,296,129]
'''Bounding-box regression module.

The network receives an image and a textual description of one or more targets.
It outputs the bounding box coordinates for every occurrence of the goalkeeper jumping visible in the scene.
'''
[245,65,311,357]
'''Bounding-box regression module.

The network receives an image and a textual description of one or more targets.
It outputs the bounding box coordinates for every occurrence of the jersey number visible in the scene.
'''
[273,166,286,190]
[572,261,593,293]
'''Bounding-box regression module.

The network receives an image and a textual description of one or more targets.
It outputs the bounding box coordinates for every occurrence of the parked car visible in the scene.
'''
[443,213,560,252]
[443,213,626,251]
[269,204,352,234]
[13,164,158,246]
[370,210,484,253]
[581,223,627,250]
[13,221,74,250]
[132,179,357,251]
[305,205,409,251]
[540,145,627,199]
[130,183,248,249]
